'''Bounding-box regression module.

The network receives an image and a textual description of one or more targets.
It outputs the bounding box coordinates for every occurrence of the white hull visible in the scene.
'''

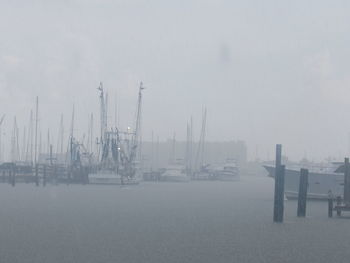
[264,165,343,200]
[161,163,189,182]
[88,173,139,185]
[160,175,190,182]
[211,160,240,182]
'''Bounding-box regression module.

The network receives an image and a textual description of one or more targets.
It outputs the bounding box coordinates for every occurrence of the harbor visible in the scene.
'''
[2,1,350,262]
[0,81,246,186]
[1,175,350,263]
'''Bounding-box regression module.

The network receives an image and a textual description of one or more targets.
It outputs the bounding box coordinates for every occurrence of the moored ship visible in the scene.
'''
[264,162,344,199]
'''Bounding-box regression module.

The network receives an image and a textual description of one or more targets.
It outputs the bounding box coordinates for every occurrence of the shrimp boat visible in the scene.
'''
[264,162,345,199]
[88,82,144,185]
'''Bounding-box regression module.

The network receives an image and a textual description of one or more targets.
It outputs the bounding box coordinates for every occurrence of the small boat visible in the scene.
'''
[212,159,240,181]
[193,164,215,180]
[88,170,139,185]
[160,164,190,182]
[263,162,344,199]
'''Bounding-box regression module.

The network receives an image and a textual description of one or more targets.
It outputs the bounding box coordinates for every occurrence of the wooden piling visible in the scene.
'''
[328,197,333,217]
[344,158,350,205]
[297,168,308,217]
[336,196,342,216]
[273,144,285,223]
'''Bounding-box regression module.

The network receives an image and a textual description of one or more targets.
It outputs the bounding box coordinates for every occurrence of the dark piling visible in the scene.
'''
[328,192,333,218]
[344,158,350,205]
[336,196,342,216]
[273,144,285,223]
[297,168,308,217]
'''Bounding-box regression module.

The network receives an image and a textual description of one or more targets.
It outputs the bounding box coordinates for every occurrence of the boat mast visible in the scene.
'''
[131,82,144,163]
[25,110,33,163]
[156,135,159,171]
[56,114,64,156]
[195,107,207,170]
[0,115,5,162]
[47,128,50,155]
[34,96,38,166]
[90,113,93,154]
[170,132,176,164]
[69,105,75,165]
[151,131,154,172]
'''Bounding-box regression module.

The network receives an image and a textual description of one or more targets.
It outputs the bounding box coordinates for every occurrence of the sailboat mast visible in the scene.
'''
[0,115,5,162]
[34,96,38,166]
[90,113,93,154]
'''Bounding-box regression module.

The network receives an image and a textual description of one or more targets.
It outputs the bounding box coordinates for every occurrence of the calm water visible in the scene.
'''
[0,176,349,263]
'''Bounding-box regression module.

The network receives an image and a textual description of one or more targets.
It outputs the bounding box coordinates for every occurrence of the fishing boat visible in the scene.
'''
[88,82,144,185]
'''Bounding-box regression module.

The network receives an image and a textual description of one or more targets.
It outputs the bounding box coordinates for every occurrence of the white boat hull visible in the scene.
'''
[88,173,139,185]
[160,175,190,182]
[264,165,343,200]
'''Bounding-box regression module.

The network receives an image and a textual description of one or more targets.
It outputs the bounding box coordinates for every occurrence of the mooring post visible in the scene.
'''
[297,168,308,217]
[336,196,342,216]
[273,144,285,223]
[344,158,350,205]
[328,191,333,218]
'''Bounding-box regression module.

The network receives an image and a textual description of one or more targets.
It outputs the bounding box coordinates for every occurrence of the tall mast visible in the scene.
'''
[15,118,20,162]
[39,131,42,160]
[151,131,154,171]
[195,107,207,170]
[98,82,106,145]
[34,96,38,166]
[69,105,75,165]
[170,132,176,164]
[26,110,33,163]
[11,117,16,162]
[200,108,207,167]
[132,82,144,162]
[47,129,50,154]
[22,127,26,162]
[56,114,64,156]
[105,91,108,131]
[156,135,159,170]
[90,113,93,153]
[70,105,75,140]
[0,115,5,162]
[114,92,118,128]
[186,123,190,174]
[189,116,193,175]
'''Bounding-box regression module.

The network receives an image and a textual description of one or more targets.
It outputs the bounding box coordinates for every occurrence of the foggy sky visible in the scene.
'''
[1,0,350,161]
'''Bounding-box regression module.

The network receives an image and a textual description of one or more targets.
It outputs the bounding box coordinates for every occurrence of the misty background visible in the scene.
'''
[0,0,350,162]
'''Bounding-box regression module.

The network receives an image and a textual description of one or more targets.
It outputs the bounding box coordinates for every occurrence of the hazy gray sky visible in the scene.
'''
[1,0,350,161]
